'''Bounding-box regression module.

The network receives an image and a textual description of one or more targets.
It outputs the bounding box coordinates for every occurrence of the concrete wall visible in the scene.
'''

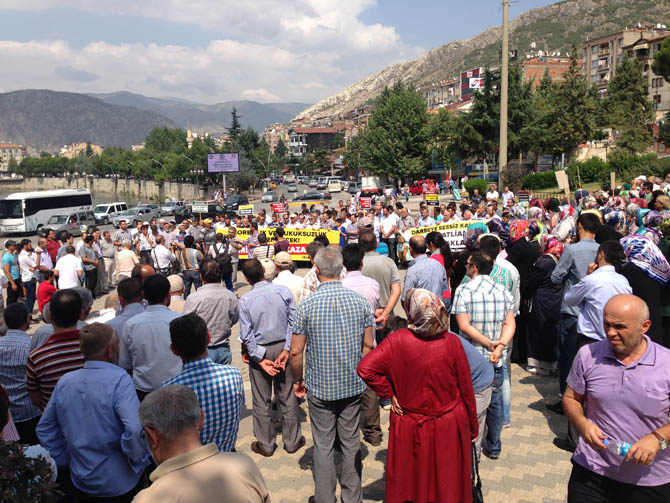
[0,177,207,202]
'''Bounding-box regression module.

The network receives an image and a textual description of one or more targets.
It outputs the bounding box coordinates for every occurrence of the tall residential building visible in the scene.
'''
[522,56,574,88]
[582,27,665,96]
[0,144,27,172]
[263,124,290,154]
[622,33,670,117]
[419,79,460,110]
[288,127,335,158]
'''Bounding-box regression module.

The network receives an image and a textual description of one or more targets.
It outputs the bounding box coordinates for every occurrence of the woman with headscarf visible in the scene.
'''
[524,235,564,375]
[451,222,487,290]
[550,204,576,243]
[357,288,478,503]
[620,234,670,346]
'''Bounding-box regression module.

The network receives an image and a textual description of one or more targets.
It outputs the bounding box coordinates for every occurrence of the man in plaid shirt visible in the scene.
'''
[290,247,375,503]
[163,313,244,452]
[452,251,515,461]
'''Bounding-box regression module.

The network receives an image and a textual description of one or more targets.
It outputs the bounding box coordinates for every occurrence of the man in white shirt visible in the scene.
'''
[54,245,83,290]
[17,239,37,316]
[379,206,398,265]
[501,186,514,207]
[486,185,499,202]
[285,214,300,229]
[272,252,304,304]
[152,236,175,275]
[120,274,182,400]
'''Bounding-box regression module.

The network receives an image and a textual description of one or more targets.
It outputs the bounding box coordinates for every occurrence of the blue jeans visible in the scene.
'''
[208,343,231,365]
[482,364,505,457]
[223,271,233,292]
[558,314,579,394]
[182,270,202,300]
[502,344,511,425]
[24,279,36,315]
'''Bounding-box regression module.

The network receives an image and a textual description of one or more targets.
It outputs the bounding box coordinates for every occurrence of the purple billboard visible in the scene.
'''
[207,153,239,173]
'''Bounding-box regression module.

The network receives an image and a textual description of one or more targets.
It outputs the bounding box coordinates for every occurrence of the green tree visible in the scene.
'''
[522,70,559,164]
[229,107,242,140]
[145,127,187,153]
[332,131,345,149]
[605,57,654,154]
[360,81,428,180]
[652,37,670,83]
[551,50,597,159]
[275,139,287,158]
[658,112,670,146]
[343,134,365,175]
[85,140,93,157]
[7,157,18,174]
[427,108,457,170]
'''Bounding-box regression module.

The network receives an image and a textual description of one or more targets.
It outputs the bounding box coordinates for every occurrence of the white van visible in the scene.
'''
[327,177,343,193]
[94,201,128,225]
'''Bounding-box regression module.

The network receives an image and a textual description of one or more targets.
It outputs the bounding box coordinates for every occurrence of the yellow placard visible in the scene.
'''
[217,227,342,261]
[425,194,439,205]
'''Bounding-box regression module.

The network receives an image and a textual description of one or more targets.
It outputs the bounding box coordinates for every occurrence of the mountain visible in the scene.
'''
[0,89,175,152]
[88,92,310,133]
[298,0,670,119]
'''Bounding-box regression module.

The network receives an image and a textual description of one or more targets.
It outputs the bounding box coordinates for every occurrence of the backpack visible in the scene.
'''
[212,240,233,276]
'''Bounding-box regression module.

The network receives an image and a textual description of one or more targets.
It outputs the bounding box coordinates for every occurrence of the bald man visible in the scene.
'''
[401,235,448,301]
[563,294,670,502]
[37,323,150,501]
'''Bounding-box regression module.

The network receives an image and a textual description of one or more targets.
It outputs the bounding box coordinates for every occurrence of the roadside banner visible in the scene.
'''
[270,203,286,213]
[408,220,486,252]
[192,201,208,213]
[425,194,439,206]
[238,204,254,215]
[359,197,371,209]
[218,227,341,261]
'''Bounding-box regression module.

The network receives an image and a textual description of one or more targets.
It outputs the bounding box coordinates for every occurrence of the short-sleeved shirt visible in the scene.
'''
[26,329,84,409]
[54,254,83,289]
[451,274,514,367]
[293,281,374,401]
[79,244,98,271]
[2,252,19,280]
[361,251,401,307]
[568,336,670,486]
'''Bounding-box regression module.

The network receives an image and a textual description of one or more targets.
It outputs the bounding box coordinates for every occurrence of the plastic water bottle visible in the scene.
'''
[603,438,631,456]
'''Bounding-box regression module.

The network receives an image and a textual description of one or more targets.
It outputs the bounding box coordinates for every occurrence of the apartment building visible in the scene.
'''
[288,127,336,158]
[419,79,460,110]
[0,144,27,171]
[622,33,670,116]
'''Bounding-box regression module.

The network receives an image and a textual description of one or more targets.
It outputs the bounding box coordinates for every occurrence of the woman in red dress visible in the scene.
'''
[358,288,478,503]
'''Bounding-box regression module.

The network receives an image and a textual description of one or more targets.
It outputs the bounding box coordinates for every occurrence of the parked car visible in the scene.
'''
[261,191,279,202]
[293,191,332,201]
[308,178,318,187]
[316,180,327,190]
[327,179,342,193]
[224,194,250,211]
[112,207,158,228]
[287,184,298,193]
[347,181,362,194]
[298,176,309,184]
[179,202,228,223]
[93,201,128,225]
[160,201,184,216]
[38,210,96,238]
[409,179,436,195]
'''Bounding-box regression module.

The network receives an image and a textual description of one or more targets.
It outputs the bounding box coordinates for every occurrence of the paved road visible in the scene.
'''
[26,265,573,503]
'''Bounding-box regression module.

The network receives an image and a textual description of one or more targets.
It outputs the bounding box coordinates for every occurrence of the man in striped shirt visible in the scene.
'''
[26,289,85,409]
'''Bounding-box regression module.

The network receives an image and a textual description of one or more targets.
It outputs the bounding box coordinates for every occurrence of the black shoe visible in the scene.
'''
[251,441,276,457]
[364,436,382,447]
[482,450,499,460]
[552,437,576,453]
[546,400,564,415]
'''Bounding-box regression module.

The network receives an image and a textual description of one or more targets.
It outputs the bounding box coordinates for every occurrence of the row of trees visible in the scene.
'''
[13,108,290,191]
[345,49,658,187]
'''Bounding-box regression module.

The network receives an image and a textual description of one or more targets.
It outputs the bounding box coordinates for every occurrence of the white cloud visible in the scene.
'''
[0,1,425,105]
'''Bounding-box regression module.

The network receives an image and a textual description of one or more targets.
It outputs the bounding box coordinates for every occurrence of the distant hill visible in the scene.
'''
[299,0,670,119]
[0,89,175,152]
[88,92,310,134]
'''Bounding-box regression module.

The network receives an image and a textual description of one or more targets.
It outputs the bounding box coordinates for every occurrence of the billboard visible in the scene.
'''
[207,153,239,173]
[461,67,482,97]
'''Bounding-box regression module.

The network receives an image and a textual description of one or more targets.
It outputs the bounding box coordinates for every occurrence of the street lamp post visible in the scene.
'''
[190,167,204,198]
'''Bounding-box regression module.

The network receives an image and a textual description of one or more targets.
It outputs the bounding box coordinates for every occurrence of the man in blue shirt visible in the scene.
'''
[402,235,449,301]
[37,322,150,501]
[239,259,303,457]
[164,313,244,452]
[2,240,21,305]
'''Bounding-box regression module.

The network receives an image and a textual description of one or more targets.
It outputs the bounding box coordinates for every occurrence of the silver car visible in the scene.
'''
[112,207,158,228]
[261,191,279,202]
[160,201,184,215]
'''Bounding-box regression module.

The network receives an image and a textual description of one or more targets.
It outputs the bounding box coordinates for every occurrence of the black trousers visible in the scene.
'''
[568,462,670,503]
[6,277,22,305]
[84,269,97,299]
[15,415,40,444]
[381,237,397,264]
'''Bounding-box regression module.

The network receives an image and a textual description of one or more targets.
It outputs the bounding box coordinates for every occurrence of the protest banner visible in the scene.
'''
[238,204,254,215]
[217,227,341,261]
[192,201,208,213]
[270,202,286,213]
[425,194,439,206]
[359,197,371,209]
[408,220,486,252]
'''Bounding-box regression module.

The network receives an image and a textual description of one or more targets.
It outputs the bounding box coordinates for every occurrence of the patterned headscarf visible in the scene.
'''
[509,220,530,243]
[582,196,599,210]
[604,210,626,233]
[528,220,545,240]
[620,234,670,284]
[527,206,544,221]
[606,196,626,211]
[510,204,527,219]
[559,204,575,221]
[465,222,488,251]
[487,216,509,246]
[538,234,563,259]
[643,210,664,229]
[402,288,449,339]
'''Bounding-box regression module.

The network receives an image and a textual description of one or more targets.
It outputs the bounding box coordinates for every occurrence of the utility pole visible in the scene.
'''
[498,0,510,184]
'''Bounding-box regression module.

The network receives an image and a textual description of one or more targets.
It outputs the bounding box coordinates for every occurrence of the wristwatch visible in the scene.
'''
[651,431,667,450]
[294,378,304,386]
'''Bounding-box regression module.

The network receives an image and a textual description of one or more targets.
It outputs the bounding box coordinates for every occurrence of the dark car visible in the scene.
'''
[178,203,228,223]
[224,194,250,211]
[293,191,332,201]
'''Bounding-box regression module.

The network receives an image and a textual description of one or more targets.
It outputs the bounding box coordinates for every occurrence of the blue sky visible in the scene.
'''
[0,0,555,104]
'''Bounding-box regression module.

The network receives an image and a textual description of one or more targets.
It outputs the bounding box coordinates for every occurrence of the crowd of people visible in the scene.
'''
[0,173,669,502]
